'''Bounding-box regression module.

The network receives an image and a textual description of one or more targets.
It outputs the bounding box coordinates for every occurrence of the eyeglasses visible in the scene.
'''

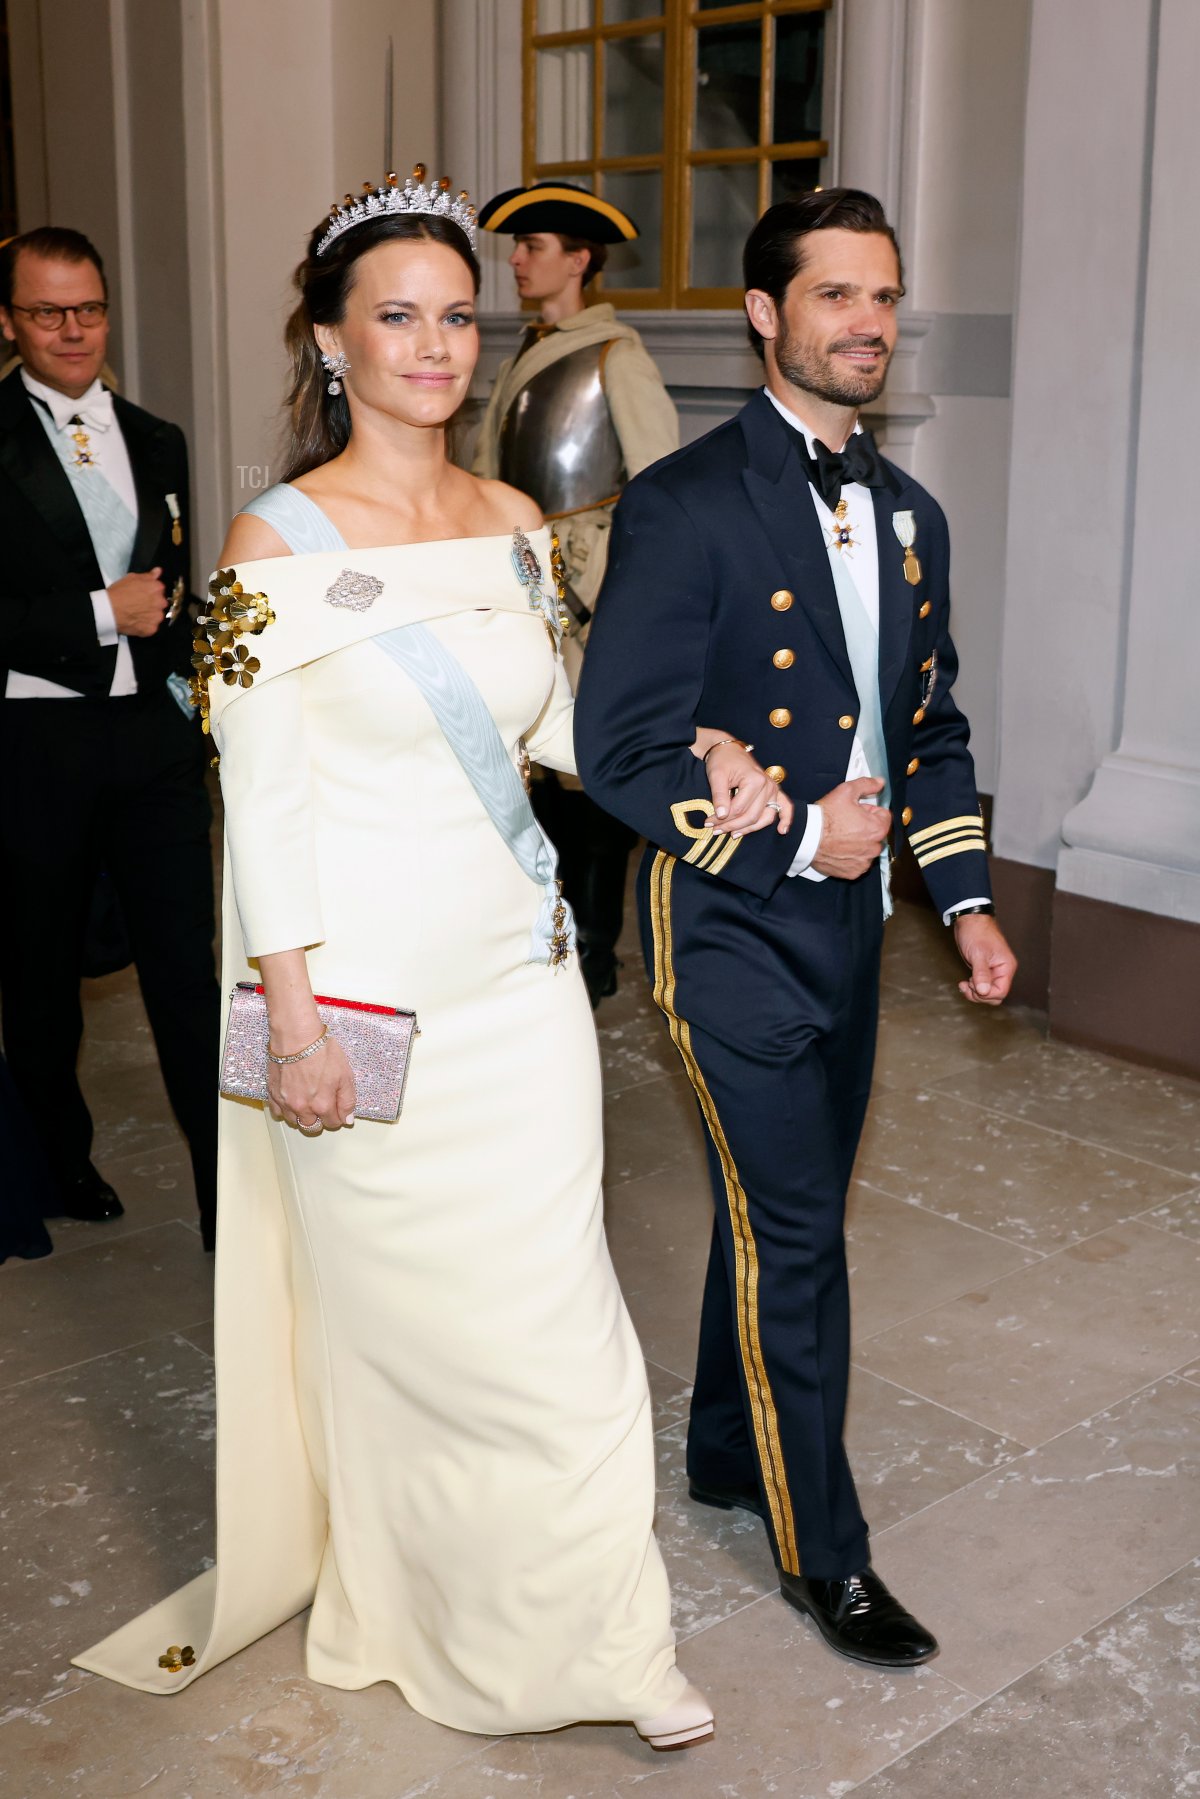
[9,301,109,329]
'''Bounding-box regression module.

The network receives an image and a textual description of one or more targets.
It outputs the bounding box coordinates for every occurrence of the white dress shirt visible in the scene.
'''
[764,387,987,925]
[7,370,138,699]
[763,387,879,882]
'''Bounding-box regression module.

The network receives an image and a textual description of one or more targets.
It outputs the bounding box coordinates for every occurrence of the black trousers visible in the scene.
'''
[0,693,220,1228]
[639,847,882,1580]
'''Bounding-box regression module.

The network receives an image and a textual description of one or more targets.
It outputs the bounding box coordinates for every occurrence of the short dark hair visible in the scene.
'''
[742,188,901,360]
[558,235,607,287]
[0,226,108,308]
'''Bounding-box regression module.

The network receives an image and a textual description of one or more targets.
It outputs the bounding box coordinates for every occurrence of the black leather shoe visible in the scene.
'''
[688,1477,766,1520]
[780,1568,938,1667]
[47,1165,124,1224]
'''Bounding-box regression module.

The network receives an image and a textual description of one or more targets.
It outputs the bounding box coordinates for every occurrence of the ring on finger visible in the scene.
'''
[765,799,782,812]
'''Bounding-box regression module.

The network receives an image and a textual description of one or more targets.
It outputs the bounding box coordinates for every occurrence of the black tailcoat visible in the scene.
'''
[0,372,218,1238]
[0,372,196,692]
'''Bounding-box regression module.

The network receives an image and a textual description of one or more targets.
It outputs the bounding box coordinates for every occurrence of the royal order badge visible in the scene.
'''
[892,510,922,585]
[511,527,567,649]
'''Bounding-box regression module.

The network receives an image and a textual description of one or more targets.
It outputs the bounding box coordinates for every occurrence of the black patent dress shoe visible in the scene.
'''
[46,1165,124,1224]
[780,1568,939,1667]
[687,1476,766,1520]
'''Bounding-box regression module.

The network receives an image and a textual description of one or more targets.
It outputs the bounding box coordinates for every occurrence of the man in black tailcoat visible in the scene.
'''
[576,191,1017,1666]
[0,227,218,1247]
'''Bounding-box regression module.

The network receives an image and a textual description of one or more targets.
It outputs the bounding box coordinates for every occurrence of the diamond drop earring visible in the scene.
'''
[321,349,351,396]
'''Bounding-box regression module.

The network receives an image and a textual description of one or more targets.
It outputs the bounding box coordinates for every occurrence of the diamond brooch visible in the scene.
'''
[325,568,383,611]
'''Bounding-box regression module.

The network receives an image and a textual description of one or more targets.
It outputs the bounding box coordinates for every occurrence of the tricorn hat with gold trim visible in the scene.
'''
[477,181,638,243]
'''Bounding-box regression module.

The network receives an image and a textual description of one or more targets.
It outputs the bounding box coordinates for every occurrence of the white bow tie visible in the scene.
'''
[46,386,115,434]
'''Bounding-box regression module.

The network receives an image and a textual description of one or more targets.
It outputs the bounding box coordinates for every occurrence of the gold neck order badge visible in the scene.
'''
[68,415,97,470]
[827,497,858,555]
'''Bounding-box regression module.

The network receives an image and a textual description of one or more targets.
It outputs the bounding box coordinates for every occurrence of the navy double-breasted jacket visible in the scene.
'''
[574,387,991,922]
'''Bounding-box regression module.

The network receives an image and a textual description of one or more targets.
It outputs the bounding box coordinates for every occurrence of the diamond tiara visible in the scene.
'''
[316,165,478,258]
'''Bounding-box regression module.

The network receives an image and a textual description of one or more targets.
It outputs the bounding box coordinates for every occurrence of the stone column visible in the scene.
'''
[1057,0,1200,926]
[993,0,1158,872]
[177,0,437,553]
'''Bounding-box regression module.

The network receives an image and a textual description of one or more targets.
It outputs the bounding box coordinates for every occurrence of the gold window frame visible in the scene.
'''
[523,0,832,310]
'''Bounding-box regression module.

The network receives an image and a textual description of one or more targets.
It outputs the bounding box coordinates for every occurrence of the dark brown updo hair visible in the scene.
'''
[281,212,481,481]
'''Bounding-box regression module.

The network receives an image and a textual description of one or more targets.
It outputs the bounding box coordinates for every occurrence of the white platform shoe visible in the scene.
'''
[634,1681,715,1750]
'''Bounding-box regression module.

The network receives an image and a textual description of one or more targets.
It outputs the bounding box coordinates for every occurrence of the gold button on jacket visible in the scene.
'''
[765,764,786,783]
[901,806,913,826]
[770,589,794,611]
[920,656,934,672]
[772,648,795,669]
[918,600,932,619]
[913,706,925,725]
[769,707,792,728]
[838,713,855,730]
[907,757,920,776]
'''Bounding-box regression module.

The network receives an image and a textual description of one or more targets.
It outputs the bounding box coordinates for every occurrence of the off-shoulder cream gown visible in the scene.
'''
[75,492,683,1735]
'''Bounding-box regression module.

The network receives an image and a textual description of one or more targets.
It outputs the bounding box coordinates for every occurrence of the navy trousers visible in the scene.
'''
[639,845,882,1580]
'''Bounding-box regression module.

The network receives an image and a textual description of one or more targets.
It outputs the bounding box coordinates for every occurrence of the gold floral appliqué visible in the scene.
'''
[190,568,276,762]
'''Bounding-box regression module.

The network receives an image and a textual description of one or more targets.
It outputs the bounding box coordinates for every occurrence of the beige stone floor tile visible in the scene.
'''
[0,1336,216,1719]
[605,1165,711,1378]
[651,1369,1023,1615]
[851,1556,1200,1798]
[653,1421,780,1639]
[596,998,681,1097]
[41,1143,202,1255]
[855,1088,1199,1254]
[403,1595,974,1799]
[75,969,159,1079]
[1179,1359,1200,1386]
[856,1221,1200,1444]
[845,1181,1037,1342]
[872,996,1043,1094]
[0,1224,213,1390]
[935,1036,1200,1179]
[646,1360,692,1433]
[868,1376,1200,1701]
[878,929,994,1013]
[846,1369,1022,1534]
[1137,1186,1200,1241]
[178,1319,215,1358]
[86,1059,189,1166]
[602,1069,707,1187]
[2,1612,489,1799]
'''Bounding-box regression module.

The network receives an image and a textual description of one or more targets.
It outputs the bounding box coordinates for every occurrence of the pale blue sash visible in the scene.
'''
[827,543,893,919]
[32,399,137,584]
[241,485,575,965]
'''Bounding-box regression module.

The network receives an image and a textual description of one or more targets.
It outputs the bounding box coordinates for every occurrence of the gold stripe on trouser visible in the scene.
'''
[649,850,800,1574]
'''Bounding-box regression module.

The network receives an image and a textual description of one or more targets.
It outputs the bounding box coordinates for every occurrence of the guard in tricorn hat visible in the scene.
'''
[473,182,678,1006]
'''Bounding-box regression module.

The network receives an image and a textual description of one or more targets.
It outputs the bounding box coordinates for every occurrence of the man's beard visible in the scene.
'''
[775,314,891,407]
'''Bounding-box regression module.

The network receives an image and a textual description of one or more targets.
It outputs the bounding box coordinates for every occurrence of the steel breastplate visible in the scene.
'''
[497,340,626,516]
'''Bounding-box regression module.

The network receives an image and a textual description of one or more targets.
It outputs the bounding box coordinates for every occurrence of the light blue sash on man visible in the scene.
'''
[241,484,575,965]
[826,542,893,919]
[33,400,137,584]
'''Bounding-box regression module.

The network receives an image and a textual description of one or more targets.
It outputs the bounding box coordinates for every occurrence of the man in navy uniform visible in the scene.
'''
[575,190,1016,1666]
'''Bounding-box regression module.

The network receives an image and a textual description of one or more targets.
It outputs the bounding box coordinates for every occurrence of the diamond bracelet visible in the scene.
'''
[266,1027,330,1066]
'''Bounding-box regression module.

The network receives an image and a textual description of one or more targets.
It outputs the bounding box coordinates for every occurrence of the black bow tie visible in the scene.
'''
[798,429,886,510]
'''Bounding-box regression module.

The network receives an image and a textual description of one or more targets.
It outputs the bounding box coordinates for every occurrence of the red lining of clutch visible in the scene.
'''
[242,983,401,1017]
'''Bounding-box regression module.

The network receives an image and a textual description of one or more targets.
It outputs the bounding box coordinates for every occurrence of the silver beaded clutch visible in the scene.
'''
[219,983,418,1123]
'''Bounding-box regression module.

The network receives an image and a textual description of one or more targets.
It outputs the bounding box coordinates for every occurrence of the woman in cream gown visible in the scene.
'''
[74,180,726,1747]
